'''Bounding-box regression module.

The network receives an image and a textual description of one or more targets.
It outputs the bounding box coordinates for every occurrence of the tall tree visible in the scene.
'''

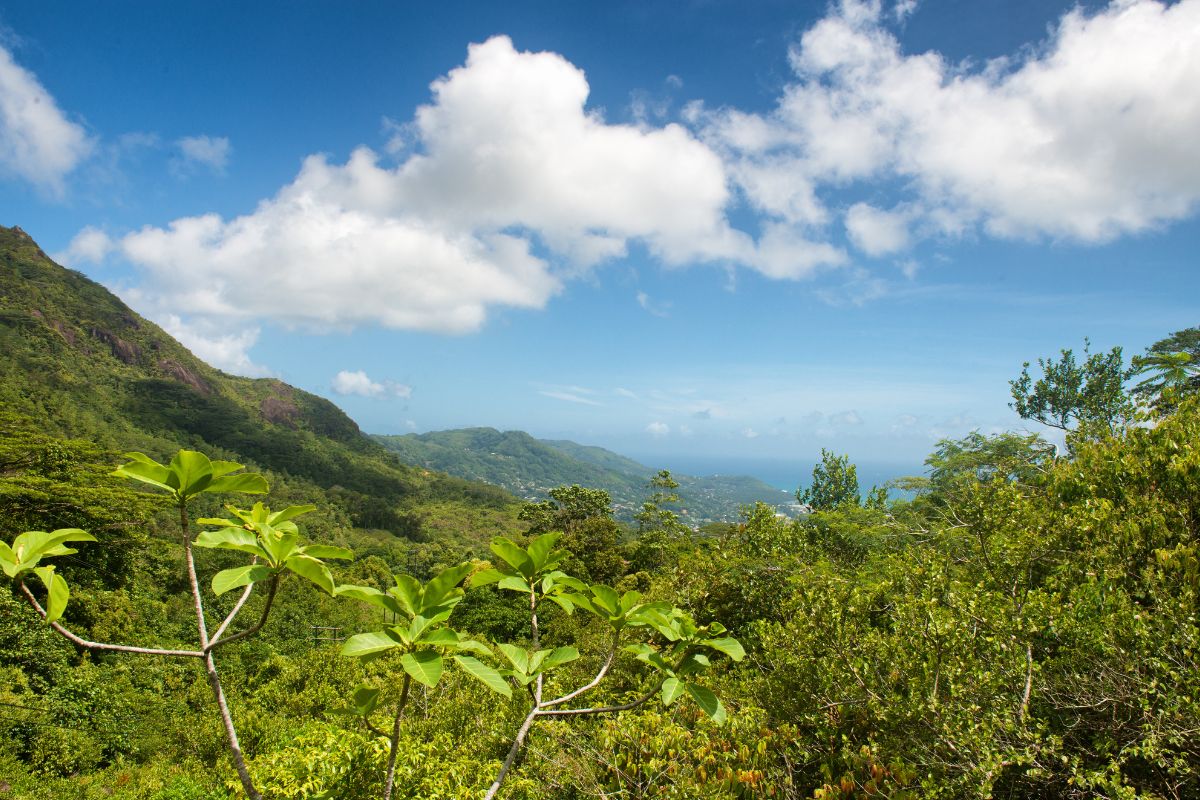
[797,449,860,511]
[1009,339,1134,440]
[1132,326,1200,414]
[519,484,613,536]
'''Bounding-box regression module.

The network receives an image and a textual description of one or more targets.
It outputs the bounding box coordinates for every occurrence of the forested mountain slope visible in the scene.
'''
[0,224,517,541]
[374,427,794,523]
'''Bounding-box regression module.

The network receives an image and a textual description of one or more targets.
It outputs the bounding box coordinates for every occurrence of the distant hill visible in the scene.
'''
[374,427,795,524]
[0,224,519,542]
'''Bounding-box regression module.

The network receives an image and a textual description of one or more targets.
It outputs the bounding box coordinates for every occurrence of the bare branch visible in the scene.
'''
[541,634,620,709]
[209,559,259,643]
[208,574,280,651]
[484,707,540,800]
[536,682,662,718]
[19,582,202,658]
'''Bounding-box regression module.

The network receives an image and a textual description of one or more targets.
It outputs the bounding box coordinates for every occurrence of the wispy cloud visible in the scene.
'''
[332,369,412,399]
[539,390,603,406]
[636,291,671,318]
[172,134,231,176]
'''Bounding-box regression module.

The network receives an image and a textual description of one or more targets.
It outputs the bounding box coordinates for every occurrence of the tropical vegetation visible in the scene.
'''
[2,225,1199,798]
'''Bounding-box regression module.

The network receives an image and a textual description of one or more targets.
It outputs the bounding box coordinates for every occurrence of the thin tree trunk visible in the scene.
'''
[203,650,260,800]
[383,674,412,800]
[180,502,261,800]
[483,707,539,800]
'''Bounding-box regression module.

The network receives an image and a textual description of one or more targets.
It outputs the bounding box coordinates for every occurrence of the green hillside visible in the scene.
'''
[374,427,793,523]
[0,225,520,545]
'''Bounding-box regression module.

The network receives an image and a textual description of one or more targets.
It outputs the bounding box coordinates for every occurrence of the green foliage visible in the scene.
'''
[519,484,613,536]
[113,450,269,507]
[924,429,1056,496]
[1,528,97,621]
[196,502,351,595]
[589,706,797,798]
[1009,338,1135,440]
[1132,325,1200,414]
[338,561,510,702]
[797,449,861,511]
[469,531,586,615]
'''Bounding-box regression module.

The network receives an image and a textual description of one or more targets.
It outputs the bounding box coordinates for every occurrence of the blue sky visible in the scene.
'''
[2,0,1198,477]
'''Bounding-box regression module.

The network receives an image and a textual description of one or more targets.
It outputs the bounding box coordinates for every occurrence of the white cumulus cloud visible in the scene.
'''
[845,202,910,256]
[159,314,271,377]
[0,44,93,195]
[68,36,756,339]
[703,0,1200,246]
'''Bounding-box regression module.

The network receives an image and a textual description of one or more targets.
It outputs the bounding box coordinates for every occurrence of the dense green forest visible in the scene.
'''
[3,226,1200,798]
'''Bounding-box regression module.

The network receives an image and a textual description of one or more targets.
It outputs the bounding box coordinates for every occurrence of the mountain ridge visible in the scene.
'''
[374,427,795,523]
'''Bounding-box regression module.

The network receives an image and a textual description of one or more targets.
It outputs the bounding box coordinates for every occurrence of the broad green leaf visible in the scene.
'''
[590,585,619,615]
[267,504,317,524]
[704,637,745,662]
[341,630,402,658]
[208,460,245,479]
[679,653,710,675]
[619,591,643,614]
[33,566,68,623]
[12,529,96,567]
[661,676,684,706]
[401,650,443,687]
[708,621,727,635]
[628,608,681,640]
[623,642,654,659]
[526,532,562,572]
[685,683,726,724]
[423,563,473,610]
[391,574,421,616]
[113,453,171,491]
[302,544,354,561]
[542,549,570,573]
[205,473,269,496]
[490,537,533,578]
[0,541,14,577]
[333,585,404,616]
[169,450,214,498]
[547,572,587,591]
[547,593,576,614]
[408,614,436,643]
[468,568,506,587]
[351,686,380,717]
[285,554,334,594]
[498,643,530,674]
[194,527,264,557]
[212,564,273,595]
[454,655,512,698]
[196,516,241,528]
[417,627,460,647]
[259,528,300,565]
[562,593,597,615]
[417,606,456,628]
[453,639,494,658]
[498,575,532,593]
[540,646,579,671]
[623,643,668,672]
